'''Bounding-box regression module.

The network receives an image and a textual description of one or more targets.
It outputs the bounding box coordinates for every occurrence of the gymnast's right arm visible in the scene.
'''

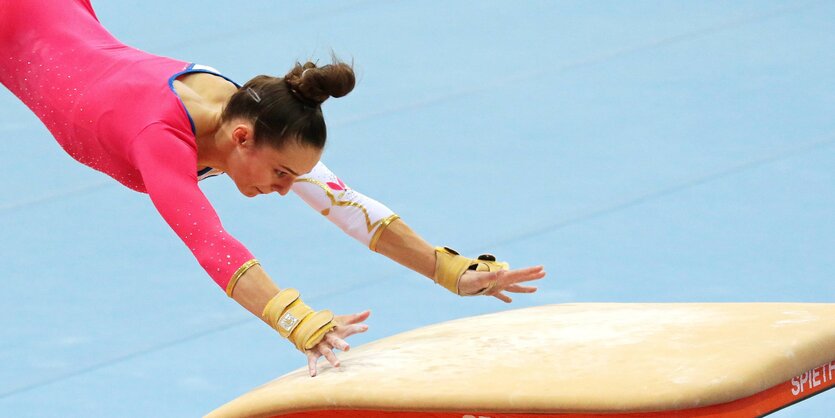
[130,124,365,376]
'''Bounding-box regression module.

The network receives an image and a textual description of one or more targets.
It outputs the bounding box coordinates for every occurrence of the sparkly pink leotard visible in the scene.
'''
[0,0,253,289]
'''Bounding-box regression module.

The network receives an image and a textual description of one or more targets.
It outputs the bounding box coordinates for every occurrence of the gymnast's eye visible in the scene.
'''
[275,170,288,178]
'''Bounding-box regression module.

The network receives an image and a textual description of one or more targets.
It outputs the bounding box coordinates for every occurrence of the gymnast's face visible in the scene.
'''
[226,125,322,198]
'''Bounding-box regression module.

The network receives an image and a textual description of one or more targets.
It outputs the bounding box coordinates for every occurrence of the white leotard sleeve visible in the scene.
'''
[291,161,399,251]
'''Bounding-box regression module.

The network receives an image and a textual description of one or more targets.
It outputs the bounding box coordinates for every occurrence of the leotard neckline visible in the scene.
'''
[168,63,240,180]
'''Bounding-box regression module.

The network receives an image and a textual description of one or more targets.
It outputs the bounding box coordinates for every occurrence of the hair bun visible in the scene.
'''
[284,57,355,107]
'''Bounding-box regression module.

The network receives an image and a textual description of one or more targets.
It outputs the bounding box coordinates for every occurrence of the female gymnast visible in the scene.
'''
[0,0,546,377]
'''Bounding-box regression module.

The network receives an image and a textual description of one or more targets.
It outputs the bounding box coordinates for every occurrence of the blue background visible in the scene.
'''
[0,1,833,416]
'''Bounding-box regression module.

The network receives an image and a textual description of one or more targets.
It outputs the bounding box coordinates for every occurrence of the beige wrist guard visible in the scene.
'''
[262,288,337,352]
[433,246,510,296]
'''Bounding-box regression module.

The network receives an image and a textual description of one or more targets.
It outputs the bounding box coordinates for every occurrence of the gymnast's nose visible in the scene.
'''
[272,178,293,196]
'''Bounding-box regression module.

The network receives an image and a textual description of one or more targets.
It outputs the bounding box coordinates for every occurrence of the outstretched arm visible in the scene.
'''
[230,262,370,377]
[374,218,545,302]
[291,161,399,251]
[292,162,545,301]
[370,217,435,278]
[132,125,366,376]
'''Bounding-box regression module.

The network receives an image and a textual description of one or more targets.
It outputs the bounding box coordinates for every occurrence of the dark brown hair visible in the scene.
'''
[221,58,355,150]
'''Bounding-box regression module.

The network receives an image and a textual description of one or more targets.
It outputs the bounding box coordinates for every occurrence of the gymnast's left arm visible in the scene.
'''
[291,162,546,303]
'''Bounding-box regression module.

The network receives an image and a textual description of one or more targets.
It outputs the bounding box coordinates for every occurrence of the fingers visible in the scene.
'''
[335,310,371,326]
[504,284,538,293]
[502,265,546,285]
[485,266,545,302]
[305,340,344,377]
[304,317,370,377]
[319,344,341,369]
[336,323,369,340]
[352,310,372,323]
[482,265,544,290]
[306,350,320,377]
[326,333,351,352]
[493,292,513,303]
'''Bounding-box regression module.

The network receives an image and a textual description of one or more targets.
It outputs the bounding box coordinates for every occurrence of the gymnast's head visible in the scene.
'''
[219,58,355,197]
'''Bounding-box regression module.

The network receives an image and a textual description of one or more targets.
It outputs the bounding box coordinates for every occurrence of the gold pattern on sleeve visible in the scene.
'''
[226,259,260,298]
[369,214,400,252]
[294,178,395,235]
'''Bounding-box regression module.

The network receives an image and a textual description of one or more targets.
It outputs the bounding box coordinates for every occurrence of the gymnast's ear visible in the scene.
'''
[230,123,256,147]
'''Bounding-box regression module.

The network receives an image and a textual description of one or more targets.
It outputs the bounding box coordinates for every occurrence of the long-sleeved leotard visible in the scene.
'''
[0,0,255,289]
[291,162,398,251]
[0,0,396,291]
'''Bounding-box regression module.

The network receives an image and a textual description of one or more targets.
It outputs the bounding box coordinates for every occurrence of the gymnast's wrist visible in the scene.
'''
[432,246,510,296]
[226,259,283,320]
[262,288,336,352]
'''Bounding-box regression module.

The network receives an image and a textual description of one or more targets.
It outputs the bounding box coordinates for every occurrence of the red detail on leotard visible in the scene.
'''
[0,0,254,290]
[326,178,348,191]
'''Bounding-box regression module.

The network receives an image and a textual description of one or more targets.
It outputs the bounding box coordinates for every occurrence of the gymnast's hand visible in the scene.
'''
[458,265,546,303]
[305,310,371,377]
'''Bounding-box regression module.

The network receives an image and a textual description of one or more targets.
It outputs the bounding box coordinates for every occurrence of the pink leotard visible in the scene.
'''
[0,0,253,289]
